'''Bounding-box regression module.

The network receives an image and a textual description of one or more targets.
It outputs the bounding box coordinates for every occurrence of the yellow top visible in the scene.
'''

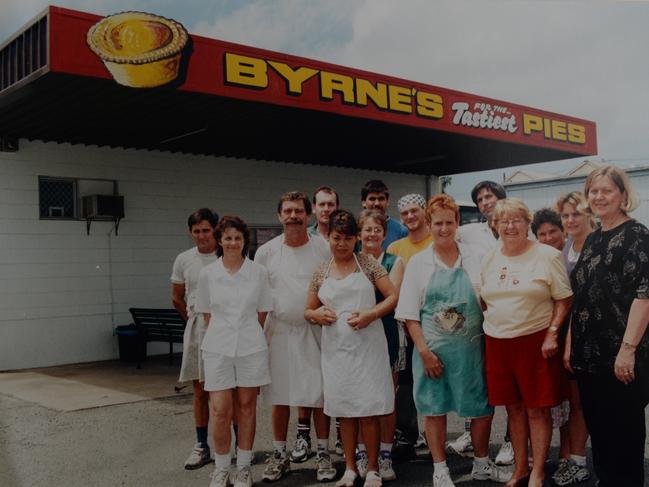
[386,234,433,266]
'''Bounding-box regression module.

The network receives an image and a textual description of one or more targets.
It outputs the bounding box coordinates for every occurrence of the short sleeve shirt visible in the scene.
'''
[480,241,573,339]
[570,220,649,374]
[170,247,217,312]
[195,258,273,357]
[386,235,434,266]
[395,243,478,322]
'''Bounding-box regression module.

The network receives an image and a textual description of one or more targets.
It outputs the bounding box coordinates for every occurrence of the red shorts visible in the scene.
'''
[485,329,562,408]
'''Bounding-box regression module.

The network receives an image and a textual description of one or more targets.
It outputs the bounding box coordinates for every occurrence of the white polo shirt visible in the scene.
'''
[195,257,273,357]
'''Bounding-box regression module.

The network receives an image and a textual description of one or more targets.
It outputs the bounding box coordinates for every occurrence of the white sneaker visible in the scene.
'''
[184,443,213,470]
[290,436,311,463]
[471,460,513,483]
[262,451,290,482]
[414,433,428,449]
[315,450,337,482]
[433,469,456,487]
[378,451,396,481]
[495,441,514,466]
[356,450,369,479]
[335,438,344,455]
[210,467,232,487]
[447,431,473,456]
[233,466,252,487]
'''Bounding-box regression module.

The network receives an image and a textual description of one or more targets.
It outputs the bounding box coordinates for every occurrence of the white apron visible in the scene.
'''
[318,256,394,417]
[179,307,206,383]
[262,239,324,407]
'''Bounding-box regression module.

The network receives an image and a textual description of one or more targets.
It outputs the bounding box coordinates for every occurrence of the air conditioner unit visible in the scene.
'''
[82,195,125,219]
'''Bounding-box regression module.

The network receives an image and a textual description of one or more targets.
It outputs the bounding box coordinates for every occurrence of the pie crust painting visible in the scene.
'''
[87,11,189,88]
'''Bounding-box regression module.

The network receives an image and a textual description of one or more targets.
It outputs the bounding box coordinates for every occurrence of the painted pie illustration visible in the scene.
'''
[87,11,189,88]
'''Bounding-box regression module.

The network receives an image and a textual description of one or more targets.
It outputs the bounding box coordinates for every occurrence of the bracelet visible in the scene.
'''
[548,325,559,333]
[622,341,637,350]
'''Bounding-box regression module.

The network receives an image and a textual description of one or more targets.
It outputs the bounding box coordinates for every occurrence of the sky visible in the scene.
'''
[1,0,648,200]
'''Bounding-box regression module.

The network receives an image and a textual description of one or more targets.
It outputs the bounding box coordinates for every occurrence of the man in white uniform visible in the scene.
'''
[171,208,219,470]
[451,180,514,466]
[255,191,336,483]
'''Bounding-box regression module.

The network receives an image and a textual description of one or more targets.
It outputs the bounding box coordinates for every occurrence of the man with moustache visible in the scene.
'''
[171,208,219,470]
[255,191,336,483]
[361,180,408,249]
[309,186,339,240]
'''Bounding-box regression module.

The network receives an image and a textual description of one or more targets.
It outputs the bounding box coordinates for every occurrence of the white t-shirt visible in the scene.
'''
[480,242,573,339]
[170,247,218,312]
[195,258,273,357]
[395,243,479,322]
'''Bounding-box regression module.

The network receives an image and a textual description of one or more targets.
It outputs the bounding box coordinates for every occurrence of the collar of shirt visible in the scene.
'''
[211,257,254,281]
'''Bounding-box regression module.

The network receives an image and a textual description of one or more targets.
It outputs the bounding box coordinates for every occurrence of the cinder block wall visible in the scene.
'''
[0,140,427,370]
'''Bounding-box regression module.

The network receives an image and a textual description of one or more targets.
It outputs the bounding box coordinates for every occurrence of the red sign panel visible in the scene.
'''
[49,6,597,156]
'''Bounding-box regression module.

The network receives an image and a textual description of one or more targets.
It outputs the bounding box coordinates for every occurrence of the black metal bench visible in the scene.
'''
[129,307,186,368]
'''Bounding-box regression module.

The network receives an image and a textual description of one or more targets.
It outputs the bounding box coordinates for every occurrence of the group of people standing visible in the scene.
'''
[171,167,649,487]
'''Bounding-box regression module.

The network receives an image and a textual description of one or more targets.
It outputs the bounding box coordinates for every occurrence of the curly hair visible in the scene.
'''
[214,216,250,258]
[328,209,358,236]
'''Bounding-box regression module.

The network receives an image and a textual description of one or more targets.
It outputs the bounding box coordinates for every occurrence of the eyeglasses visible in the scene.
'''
[496,218,526,227]
[362,227,384,234]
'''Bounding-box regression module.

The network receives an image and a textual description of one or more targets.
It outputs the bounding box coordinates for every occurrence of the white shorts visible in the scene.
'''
[202,349,271,392]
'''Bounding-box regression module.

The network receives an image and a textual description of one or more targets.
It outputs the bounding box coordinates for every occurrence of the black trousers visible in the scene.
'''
[576,370,649,487]
[395,337,419,444]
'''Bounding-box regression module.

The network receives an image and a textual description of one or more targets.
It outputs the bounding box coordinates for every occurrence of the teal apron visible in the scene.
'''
[412,254,493,418]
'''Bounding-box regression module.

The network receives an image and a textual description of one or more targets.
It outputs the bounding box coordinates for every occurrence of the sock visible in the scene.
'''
[214,453,231,470]
[571,454,587,467]
[357,443,367,452]
[433,460,449,474]
[464,419,471,432]
[317,439,328,452]
[380,442,392,454]
[196,426,209,448]
[273,440,287,456]
[236,448,253,470]
[297,417,311,439]
[473,455,489,467]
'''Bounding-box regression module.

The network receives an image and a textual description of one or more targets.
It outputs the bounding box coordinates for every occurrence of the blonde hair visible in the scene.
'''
[492,198,532,225]
[358,209,387,233]
[583,165,639,214]
[556,191,596,229]
[426,194,460,223]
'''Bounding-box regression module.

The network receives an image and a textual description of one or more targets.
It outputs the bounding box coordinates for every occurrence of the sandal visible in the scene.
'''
[363,470,382,487]
[336,469,358,487]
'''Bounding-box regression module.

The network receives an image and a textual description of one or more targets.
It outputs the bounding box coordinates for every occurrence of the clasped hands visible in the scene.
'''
[309,306,375,330]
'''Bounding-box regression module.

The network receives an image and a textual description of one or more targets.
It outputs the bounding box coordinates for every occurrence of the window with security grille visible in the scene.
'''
[39,177,76,219]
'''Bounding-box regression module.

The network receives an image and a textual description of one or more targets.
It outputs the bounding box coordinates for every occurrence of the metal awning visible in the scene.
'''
[0,6,597,175]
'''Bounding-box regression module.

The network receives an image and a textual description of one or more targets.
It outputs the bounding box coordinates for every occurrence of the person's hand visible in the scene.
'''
[347,309,375,330]
[311,306,337,326]
[614,347,636,384]
[562,341,574,374]
[420,349,444,379]
[541,331,559,359]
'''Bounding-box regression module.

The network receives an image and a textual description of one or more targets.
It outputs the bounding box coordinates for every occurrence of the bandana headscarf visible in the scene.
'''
[397,193,426,211]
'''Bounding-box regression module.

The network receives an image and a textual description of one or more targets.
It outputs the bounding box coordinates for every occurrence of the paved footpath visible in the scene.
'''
[1,393,647,487]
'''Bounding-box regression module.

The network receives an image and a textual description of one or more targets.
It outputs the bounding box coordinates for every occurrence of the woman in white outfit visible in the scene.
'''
[196,216,273,487]
[305,210,398,487]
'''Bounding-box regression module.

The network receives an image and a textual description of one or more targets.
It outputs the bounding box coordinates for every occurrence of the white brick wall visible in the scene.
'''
[0,140,427,370]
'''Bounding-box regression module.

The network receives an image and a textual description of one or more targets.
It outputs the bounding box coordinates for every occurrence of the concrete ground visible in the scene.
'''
[1,357,647,487]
